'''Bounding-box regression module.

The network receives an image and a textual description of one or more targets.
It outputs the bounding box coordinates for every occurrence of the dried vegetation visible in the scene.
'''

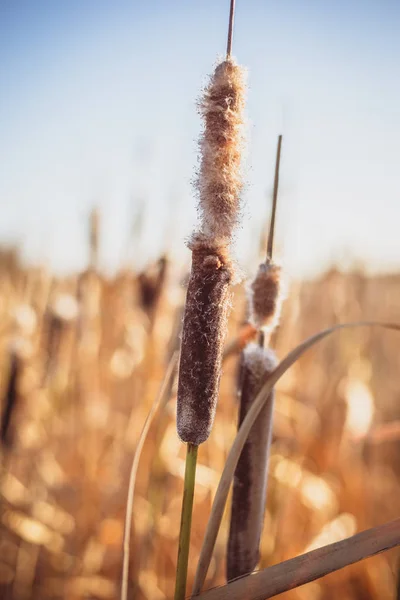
[0,244,399,598]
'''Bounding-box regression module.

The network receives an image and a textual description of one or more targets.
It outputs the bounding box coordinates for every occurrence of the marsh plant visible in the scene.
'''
[166,2,400,599]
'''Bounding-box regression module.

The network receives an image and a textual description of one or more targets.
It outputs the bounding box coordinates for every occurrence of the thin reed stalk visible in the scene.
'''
[0,349,20,449]
[174,443,198,600]
[121,354,178,600]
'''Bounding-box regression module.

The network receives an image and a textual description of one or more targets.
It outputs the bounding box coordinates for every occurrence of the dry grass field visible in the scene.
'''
[0,242,399,600]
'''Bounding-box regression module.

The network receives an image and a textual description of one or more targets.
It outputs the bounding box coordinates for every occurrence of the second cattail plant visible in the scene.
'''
[227,134,284,581]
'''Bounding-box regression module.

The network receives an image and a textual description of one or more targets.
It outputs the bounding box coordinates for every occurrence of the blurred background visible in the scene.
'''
[1,1,400,599]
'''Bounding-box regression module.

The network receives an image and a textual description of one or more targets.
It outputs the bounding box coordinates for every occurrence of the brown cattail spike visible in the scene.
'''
[89,207,100,271]
[177,239,233,445]
[196,59,245,244]
[249,260,282,332]
[227,343,277,581]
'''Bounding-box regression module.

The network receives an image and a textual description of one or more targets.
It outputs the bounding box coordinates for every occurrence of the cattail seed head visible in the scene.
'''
[176,57,247,445]
[249,260,283,332]
[227,343,277,581]
[89,207,100,271]
[138,255,168,317]
[196,59,246,244]
[177,238,233,445]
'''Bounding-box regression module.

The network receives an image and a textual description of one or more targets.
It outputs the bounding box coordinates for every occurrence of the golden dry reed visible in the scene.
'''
[0,347,20,448]
[177,59,246,445]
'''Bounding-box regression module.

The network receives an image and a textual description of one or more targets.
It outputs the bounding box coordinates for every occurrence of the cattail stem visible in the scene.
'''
[267,134,282,260]
[174,443,198,600]
[226,0,236,57]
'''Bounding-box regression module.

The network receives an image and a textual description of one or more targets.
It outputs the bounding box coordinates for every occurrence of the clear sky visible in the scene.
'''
[1,0,400,278]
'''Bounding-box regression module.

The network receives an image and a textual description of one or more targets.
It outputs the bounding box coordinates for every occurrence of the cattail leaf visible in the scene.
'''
[196,518,400,600]
[192,321,400,595]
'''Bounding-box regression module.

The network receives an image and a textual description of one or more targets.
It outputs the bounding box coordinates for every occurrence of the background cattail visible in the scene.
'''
[138,255,168,326]
[227,162,285,579]
[0,348,20,448]
[176,57,246,445]
[249,259,283,333]
[89,207,100,272]
[227,343,277,581]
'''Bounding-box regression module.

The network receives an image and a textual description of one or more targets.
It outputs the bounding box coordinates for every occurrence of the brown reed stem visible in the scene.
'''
[267,135,282,260]
[121,354,178,600]
[226,0,236,57]
[174,443,198,600]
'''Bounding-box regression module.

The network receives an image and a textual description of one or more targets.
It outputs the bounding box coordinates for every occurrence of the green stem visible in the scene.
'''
[174,443,198,600]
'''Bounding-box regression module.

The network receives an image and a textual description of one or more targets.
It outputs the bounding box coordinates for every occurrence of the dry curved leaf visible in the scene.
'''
[195,518,400,600]
[192,321,400,595]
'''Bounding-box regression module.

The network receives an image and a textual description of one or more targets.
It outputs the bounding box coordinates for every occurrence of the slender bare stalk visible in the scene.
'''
[0,348,20,449]
[120,354,178,600]
[267,135,282,260]
[226,0,236,58]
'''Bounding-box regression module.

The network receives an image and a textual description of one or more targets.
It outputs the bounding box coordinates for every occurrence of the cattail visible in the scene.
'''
[177,239,233,444]
[43,294,78,385]
[226,256,283,580]
[1,349,20,448]
[89,207,100,271]
[196,59,246,243]
[227,133,284,581]
[249,259,283,333]
[138,255,168,318]
[176,58,246,445]
[227,343,277,580]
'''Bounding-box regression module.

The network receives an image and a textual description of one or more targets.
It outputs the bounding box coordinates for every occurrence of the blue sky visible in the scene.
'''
[1,0,400,277]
